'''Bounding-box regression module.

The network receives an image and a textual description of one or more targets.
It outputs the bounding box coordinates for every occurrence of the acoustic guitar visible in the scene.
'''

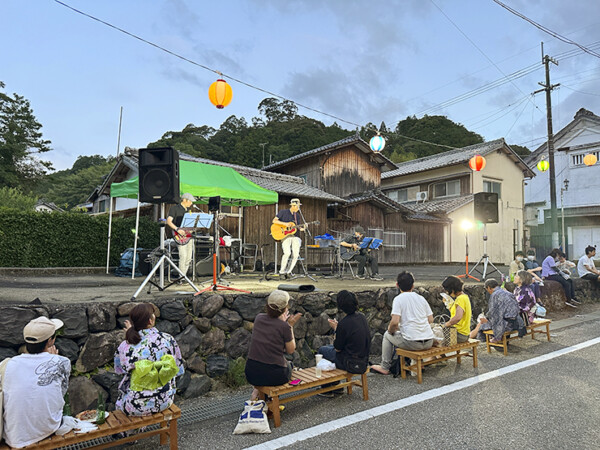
[271,221,320,241]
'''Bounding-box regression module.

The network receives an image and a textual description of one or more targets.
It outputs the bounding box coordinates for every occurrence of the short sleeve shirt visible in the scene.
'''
[450,294,472,337]
[247,313,293,367]
[509,261,524,277]
[276,209,299,225]
[167,203,188,237]
[541,255,557,278]
[578,255,595,277]
[391,292,434,341]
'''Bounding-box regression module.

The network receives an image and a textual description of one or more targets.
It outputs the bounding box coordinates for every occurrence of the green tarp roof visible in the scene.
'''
[110,160,278,206]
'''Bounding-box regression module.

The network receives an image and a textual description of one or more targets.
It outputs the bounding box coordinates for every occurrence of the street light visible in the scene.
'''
[457,219,479,280]
[561,179,569,252]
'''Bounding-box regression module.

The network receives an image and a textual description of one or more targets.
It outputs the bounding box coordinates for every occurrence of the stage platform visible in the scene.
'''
[0,264,507,304]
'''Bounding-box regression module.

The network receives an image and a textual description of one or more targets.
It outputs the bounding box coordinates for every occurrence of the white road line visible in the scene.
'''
[245,336,600,450]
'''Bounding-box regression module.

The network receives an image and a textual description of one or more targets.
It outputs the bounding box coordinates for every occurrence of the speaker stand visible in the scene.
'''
[468,224,502,279]
[131,252,200,301]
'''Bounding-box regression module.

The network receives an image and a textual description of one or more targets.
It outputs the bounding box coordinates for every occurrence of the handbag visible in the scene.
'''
[345,356,368,374]
[233,400,271,434]
[434,315,457,347]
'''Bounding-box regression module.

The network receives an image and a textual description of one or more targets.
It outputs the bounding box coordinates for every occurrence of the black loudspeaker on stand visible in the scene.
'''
[470,192,500,279]
[474,192,499,223]
[139,147,180,203]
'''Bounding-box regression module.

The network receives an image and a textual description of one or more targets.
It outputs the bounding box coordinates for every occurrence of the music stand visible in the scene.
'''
[194,209,251,295]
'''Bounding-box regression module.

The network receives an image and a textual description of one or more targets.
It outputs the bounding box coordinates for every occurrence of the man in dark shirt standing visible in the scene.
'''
[272,198,304,278]
[166,193,196,276]
[340,226,383,280]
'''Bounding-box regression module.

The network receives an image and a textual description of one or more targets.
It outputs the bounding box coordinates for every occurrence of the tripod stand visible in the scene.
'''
[194,210,250,295]
[131,204,200,300]
[469,223,501,279]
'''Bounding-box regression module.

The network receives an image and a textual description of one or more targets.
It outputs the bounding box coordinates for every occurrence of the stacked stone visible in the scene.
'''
[0,279,598,413]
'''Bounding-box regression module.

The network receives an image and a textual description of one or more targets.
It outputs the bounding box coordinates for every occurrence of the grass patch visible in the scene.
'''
[220,357,247,389]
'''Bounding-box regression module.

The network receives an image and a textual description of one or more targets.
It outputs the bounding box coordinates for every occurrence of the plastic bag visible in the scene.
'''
[535,304,547,318]
[431,324,444,347]
[233,400,271,435]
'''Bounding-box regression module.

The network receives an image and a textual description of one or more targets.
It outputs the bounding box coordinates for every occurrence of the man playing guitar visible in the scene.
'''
[340,226,383,280]
[272,198,306,279]
[166,193,196,277]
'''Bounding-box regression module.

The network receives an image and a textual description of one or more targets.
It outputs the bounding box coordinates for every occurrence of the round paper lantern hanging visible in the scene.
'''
[370,134,386,152]
[208,79,233,109]
[584,153,598,166]
[537,160,549,172]
[468,154,486,171]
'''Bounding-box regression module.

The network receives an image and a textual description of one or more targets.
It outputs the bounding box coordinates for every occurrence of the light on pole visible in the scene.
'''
[560,179,569,252]
[259,142,268,169]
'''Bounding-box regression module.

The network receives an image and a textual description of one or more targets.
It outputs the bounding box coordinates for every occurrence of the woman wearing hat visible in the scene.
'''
[245,290,302,399]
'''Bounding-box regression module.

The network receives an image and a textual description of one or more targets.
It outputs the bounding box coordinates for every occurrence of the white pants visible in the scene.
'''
[280,236,301,274]
[178,240,193,276]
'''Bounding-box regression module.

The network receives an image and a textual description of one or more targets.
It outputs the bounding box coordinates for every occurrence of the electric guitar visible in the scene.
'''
[270,221,320,241]
[173,230,193,246]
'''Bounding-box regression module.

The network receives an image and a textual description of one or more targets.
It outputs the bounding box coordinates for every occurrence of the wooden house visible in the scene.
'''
[264,134,450,263]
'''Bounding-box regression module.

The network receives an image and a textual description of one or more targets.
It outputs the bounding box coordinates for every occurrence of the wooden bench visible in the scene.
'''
[256,367,368,428]
[484,318,552,355]
[395,339,480,384]
[0,404,181,450]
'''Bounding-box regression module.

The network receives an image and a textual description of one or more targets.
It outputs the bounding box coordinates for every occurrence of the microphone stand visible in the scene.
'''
[297,208,316,282]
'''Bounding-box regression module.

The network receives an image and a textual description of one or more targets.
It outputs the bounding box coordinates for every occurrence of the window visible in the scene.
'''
[387,188,408,203]
[367,227,407,248]
[433,180,460,198]
[298,174,308,183]
[483,180,501,198]
[98,200,106,213]
[571,151,600,167]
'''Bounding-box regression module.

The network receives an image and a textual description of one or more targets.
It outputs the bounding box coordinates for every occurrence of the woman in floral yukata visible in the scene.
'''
[114,303,184,416]
[513,270,538,325]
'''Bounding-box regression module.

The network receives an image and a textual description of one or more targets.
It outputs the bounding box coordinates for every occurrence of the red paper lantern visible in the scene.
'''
[469,154,486,171]
[208,79,233,109]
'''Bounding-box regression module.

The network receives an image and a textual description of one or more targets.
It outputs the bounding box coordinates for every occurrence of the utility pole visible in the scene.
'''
[259,142,268,169]
[533,43,560,249]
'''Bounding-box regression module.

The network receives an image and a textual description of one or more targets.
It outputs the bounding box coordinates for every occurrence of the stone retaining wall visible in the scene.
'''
[1,279,598,414]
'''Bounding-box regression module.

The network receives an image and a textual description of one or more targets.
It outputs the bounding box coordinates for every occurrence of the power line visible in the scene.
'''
[491,0,600,59]
[429,0,541,114]
[561,84,600,97]
[52,0,454,150]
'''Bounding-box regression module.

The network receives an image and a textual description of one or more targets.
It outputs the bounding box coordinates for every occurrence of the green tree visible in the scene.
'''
[508,144,531,157]
[0,186,38,210]
[0,81,52,190]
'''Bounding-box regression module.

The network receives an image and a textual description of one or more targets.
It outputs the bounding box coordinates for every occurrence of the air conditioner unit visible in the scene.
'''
[416,191,428,202]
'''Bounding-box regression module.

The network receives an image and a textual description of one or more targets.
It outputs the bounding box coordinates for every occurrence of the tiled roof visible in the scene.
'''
[99,149,344,203]
[403,194,473,214]
[336,190,450,223]
[263,134,397,172]
[525,108,600,165]
[382,138,534,179]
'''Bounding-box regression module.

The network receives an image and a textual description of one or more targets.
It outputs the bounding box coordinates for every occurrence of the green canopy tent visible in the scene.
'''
[105,160,278,275]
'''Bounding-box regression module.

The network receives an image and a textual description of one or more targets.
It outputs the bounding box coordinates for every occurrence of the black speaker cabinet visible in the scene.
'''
[474,192,499,223]
[208,196,221,212]
[138,147,179,203]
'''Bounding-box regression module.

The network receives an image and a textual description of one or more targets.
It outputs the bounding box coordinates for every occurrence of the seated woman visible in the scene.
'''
[318,290,370,371]
[542,248,580,308]
[441,276,472,343]
[471,279,525,343]
[245,290,302,400]
[114,303,184,416]
[508,251,525,281]
[513,270,537,325]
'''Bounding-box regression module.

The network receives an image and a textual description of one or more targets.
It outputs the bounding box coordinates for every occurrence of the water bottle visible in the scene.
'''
[96,392,106,424]
[315,354,323,377]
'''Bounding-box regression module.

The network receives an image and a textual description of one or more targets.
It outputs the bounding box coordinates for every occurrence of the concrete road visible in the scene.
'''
[0,264,505,304]
[125,309,600,450]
